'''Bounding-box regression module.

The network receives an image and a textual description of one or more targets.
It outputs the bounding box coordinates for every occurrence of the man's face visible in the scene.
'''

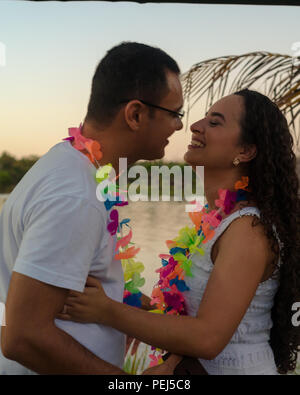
[140,71,184,160]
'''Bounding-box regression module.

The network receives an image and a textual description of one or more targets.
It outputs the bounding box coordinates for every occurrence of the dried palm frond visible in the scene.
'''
[181,52,300,148]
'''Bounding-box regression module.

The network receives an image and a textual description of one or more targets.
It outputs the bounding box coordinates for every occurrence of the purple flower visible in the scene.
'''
[224,190,237,214]
[163,292,182,312]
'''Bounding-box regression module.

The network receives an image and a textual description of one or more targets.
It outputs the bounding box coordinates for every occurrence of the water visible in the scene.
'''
[0,194,191,296]
[119,200,191,296]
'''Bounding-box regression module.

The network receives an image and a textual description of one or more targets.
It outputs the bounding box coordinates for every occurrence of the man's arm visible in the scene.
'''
[1,272,127,375]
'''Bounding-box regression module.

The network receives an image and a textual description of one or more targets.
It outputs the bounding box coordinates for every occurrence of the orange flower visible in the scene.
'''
[166,240,176,249]
[84,140,103,163]
[172,264,185,280]
[188,211,204,231]
[114,246,140,260]
[234,176,249,191]
[150,287,165,310]
[201,222,215,244]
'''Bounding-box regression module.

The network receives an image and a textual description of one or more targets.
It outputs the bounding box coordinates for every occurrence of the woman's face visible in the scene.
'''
[184,94,245,169]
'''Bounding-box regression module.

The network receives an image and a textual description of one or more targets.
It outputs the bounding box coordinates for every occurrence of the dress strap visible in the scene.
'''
[201,207,261,263]
[214,206,260,239]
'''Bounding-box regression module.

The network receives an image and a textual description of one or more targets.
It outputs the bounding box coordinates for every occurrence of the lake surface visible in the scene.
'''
[0,194,191,296]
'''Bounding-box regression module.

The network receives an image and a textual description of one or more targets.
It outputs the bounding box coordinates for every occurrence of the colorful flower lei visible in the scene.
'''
[148,179,250,365]
[63,124,251,367]
[63,124,145,308]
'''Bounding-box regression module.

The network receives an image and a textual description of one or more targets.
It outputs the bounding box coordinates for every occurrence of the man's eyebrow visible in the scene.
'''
[205,111,226,122]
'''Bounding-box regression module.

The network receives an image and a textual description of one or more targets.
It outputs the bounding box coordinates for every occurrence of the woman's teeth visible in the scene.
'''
[191,140,205,148]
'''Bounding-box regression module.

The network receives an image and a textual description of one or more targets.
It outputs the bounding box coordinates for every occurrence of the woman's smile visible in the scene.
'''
[188,133,206,149]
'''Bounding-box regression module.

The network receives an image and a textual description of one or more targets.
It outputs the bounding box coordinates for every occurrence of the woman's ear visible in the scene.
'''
[123,100,146,131]
[239,144,257,163]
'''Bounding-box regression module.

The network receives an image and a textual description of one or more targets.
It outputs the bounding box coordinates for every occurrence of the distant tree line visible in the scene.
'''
[1,152,299,195]
[0,152,198,195]
[0,152,39,193]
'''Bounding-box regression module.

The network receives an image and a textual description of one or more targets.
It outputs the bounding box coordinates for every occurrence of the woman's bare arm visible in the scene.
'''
[58,216,272,360]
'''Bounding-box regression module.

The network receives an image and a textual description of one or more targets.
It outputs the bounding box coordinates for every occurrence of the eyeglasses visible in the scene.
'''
[120,99,185,119]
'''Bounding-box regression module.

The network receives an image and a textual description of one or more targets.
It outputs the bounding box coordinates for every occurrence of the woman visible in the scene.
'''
[58,89,300,375]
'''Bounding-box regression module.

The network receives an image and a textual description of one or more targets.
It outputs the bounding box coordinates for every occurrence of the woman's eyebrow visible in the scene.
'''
[205,111,226,122]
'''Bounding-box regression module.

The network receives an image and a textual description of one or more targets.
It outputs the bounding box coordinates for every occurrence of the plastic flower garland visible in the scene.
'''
[63,124,251,368]
[148,178,250,365]
[63,124,145,308]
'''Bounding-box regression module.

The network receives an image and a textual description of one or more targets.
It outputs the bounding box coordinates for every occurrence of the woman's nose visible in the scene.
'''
[190,119,204,133]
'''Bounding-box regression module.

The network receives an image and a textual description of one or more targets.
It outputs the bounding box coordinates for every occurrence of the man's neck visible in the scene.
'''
[81,121,136,174]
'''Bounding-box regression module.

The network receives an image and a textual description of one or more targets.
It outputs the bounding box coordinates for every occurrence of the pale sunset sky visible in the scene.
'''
[0,1,300,160]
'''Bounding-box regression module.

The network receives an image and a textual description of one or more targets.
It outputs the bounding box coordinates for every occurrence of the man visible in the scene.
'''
[0,42,184,374]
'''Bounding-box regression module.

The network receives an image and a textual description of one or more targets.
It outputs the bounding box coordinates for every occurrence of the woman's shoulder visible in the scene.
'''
[220,212,266,248]
[217,206,261,242]
[216,207,277,281]
[212,205,271,261]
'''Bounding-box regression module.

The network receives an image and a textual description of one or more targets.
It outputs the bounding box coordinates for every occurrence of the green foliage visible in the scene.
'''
[0,152,39,193]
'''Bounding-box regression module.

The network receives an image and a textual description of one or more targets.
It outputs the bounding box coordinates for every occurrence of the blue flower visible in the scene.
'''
[169,276,190,292]
[123,292,142,308]
[236,189,249,202]
[104,195,124,211]
[169,247,188,255]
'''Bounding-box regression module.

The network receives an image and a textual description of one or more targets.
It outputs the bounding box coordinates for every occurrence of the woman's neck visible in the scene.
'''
[204,168,252,211]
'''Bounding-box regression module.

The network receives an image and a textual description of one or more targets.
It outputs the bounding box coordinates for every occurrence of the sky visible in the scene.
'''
[0,0,300,160]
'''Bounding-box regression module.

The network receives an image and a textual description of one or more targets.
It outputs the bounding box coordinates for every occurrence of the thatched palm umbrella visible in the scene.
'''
[181,52,300,149]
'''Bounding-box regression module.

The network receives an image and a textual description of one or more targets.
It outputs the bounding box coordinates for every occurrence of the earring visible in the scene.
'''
[233,158,240,166]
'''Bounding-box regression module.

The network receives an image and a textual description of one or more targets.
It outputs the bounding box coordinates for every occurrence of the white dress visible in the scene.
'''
[184,206,280,375]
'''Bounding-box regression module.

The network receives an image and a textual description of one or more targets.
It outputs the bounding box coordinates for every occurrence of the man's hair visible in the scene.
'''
[85,42,180,125]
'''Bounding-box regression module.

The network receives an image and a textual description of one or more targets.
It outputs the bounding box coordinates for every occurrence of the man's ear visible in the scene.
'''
[123,100,147,131]
[239,144,257,163]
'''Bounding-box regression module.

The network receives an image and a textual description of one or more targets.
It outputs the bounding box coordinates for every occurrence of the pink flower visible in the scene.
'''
[202,211,222,227]
[68,124,92,151]
[149,353,162,368]
[215,189,237,214]
[215,189,227,209]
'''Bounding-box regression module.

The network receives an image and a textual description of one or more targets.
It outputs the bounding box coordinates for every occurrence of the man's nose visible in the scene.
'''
[176,118,184,131]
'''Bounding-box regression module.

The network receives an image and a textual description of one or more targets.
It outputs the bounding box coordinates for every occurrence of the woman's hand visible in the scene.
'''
[56,276,111,325]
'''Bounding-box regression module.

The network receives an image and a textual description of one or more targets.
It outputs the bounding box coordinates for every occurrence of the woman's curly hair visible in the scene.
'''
[234,89,300,374]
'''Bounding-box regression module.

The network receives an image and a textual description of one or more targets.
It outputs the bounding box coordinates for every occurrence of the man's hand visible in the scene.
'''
[125,336,140,356]
[140,293,153,311]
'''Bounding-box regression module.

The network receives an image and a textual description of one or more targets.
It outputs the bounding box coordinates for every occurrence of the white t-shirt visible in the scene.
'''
[0,141,126,374]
